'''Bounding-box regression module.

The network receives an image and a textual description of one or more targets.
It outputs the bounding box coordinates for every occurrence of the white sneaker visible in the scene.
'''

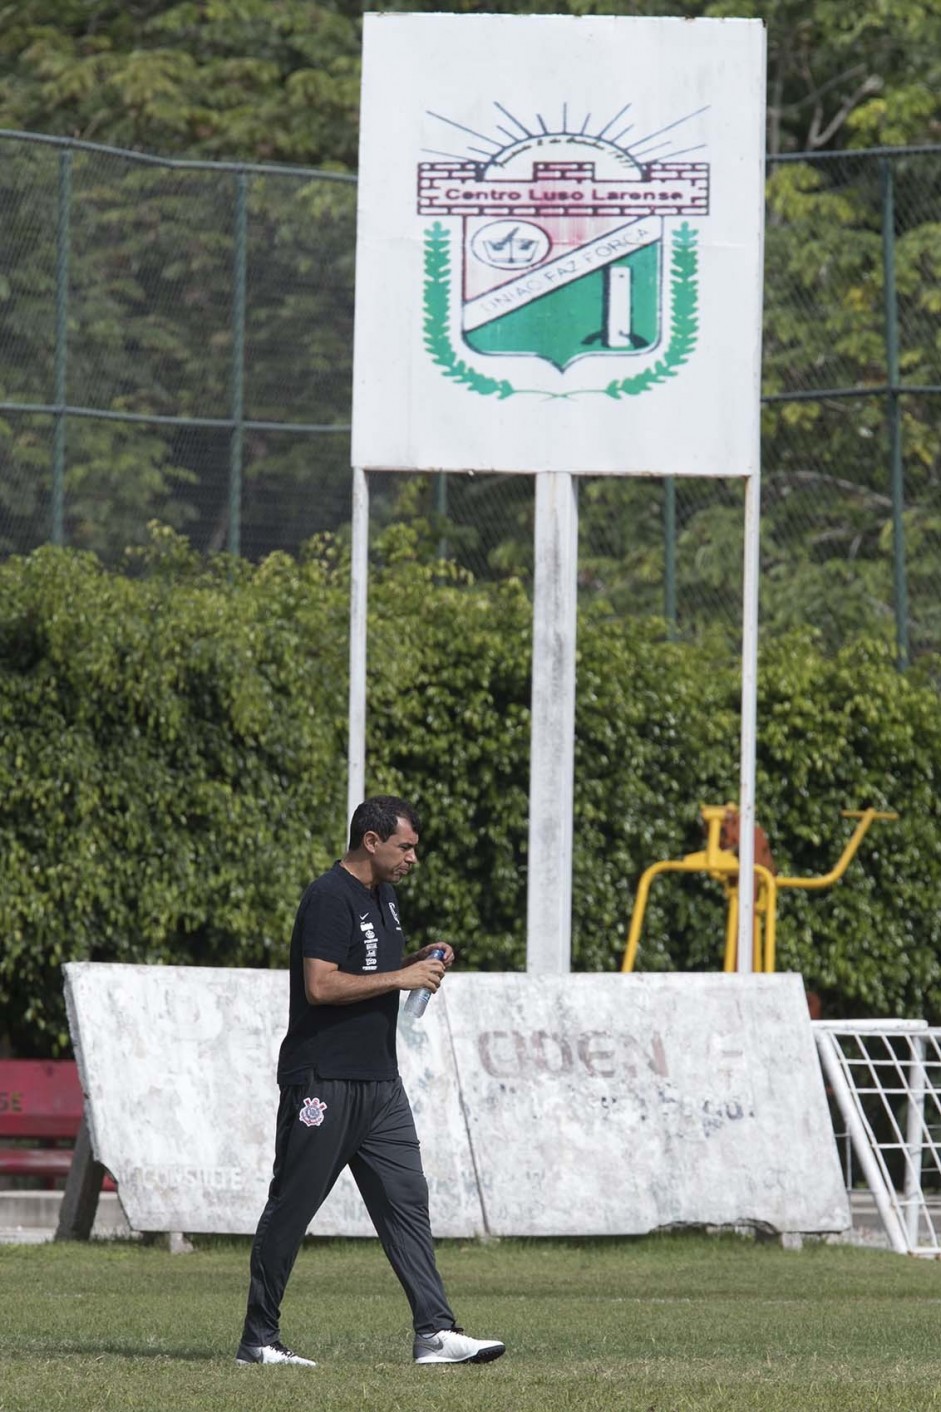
[235,1339,316,1366]
[413,1327,505,1364]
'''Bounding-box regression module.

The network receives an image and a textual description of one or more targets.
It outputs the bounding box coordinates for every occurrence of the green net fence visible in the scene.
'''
[1,132,938,661]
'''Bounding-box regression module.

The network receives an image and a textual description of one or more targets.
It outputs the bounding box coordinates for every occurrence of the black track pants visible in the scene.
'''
[241,1076,455,1345]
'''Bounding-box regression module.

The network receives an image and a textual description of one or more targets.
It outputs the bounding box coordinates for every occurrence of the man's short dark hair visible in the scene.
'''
[349,795,422,851]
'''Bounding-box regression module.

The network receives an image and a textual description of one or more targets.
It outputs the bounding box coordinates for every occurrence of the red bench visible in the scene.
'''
[0,1059,113,1189]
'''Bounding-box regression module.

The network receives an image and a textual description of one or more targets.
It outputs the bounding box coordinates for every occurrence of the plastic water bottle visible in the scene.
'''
[403,947,446,1020]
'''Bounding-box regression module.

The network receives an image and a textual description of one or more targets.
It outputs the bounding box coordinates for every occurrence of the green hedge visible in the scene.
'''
[2,527,940,1054]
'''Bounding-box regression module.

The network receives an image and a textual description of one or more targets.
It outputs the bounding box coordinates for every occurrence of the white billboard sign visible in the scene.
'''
[352,13,766,476]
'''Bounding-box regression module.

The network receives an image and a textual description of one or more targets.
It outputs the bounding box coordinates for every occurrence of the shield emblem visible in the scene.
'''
[462,215,663,371]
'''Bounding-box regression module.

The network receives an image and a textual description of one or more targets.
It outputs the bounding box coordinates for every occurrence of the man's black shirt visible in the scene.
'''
[277,862,406,1084]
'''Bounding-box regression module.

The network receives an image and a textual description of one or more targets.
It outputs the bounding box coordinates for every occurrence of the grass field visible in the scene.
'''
[3,1232,941,1411]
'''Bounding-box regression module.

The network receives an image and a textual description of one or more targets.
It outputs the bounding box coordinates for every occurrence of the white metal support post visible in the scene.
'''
[347,465,369,826]
[736,471,761,972]
[905,1034,927,1248]
[526,471,579,973]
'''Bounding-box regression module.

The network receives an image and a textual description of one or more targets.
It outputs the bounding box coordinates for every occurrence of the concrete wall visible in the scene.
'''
[63,964,849,1238]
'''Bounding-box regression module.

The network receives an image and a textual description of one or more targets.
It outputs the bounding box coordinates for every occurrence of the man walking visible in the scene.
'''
[236,795,505,1368]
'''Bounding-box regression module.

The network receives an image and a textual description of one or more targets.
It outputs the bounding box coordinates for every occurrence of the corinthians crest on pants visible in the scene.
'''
[418,103,711,400]
[299,1096,327,1128]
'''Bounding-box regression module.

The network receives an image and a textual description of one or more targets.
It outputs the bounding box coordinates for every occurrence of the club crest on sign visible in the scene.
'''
[299,1096,327,1128]
[418,102,710,399]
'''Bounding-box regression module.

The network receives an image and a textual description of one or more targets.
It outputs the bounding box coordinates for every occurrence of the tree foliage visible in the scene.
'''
[0,0,363,168]
[0,133,356,559]
[2,0,940,164]
[2,532,940,1054]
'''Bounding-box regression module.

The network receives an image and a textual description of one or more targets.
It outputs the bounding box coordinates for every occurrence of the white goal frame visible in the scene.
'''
[814,1020,941,1256]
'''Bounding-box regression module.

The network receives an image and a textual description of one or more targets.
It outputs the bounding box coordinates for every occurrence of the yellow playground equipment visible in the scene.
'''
[621,805,898,975]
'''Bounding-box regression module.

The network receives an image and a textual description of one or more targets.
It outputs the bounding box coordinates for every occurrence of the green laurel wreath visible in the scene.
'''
[422,220,700,401]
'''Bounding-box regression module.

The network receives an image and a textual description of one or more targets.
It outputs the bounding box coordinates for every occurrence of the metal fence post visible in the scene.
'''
[435,469,449,560]
[881,157,909,670]
[52,148,72,546]
[229,170,248,557]
[663,475,677,635]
